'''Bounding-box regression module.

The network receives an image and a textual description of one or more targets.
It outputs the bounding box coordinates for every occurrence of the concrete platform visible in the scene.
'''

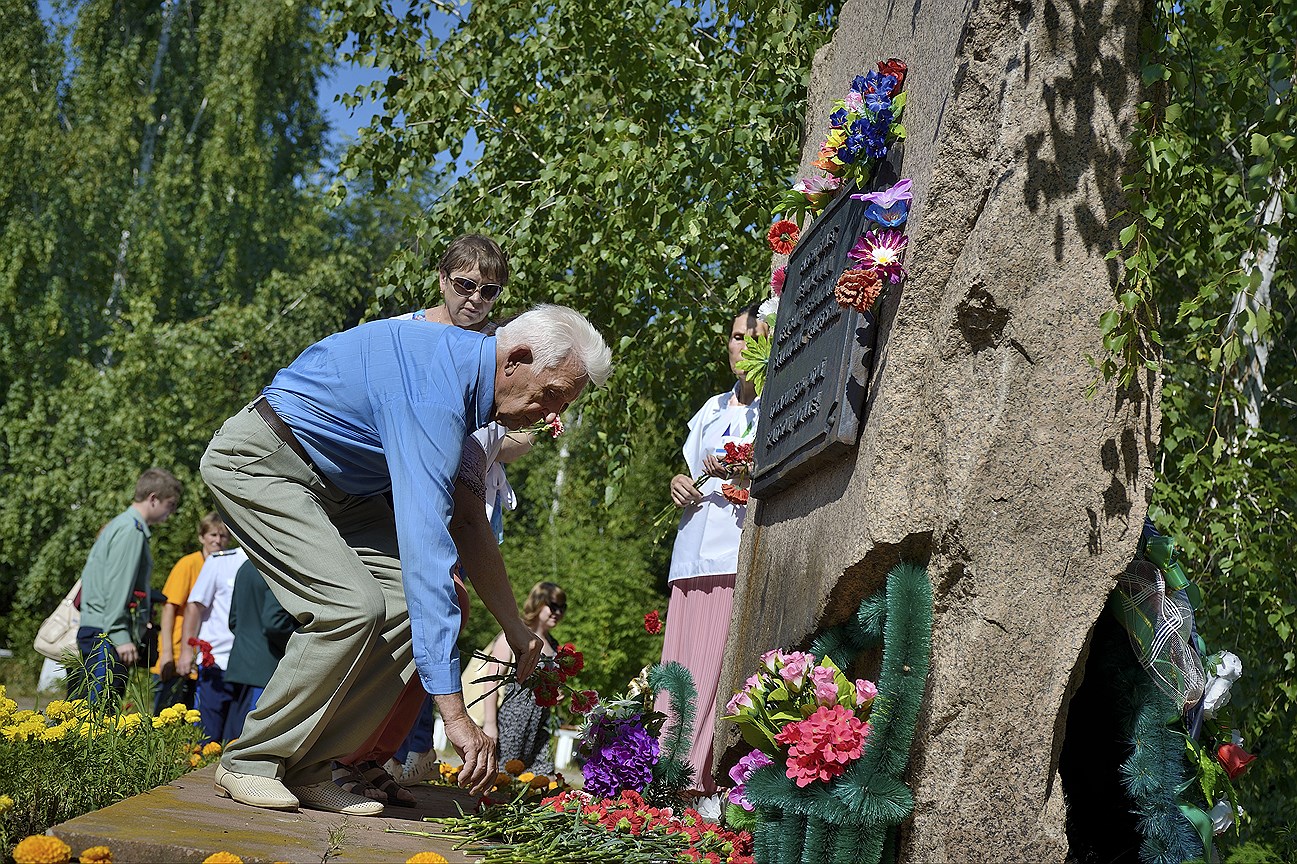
[50,765,483,863]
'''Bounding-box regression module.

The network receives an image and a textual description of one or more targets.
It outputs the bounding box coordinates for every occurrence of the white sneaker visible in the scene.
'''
[398,749,439,786]
[290,781,385,816]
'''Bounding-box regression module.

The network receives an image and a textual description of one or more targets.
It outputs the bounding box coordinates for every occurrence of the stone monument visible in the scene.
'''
[717,0,1156,859]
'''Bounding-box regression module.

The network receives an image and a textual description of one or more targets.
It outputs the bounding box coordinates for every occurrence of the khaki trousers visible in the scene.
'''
[200,404,413,785]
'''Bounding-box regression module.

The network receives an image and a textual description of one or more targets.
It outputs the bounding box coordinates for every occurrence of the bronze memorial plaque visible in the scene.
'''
[750,180,882,498]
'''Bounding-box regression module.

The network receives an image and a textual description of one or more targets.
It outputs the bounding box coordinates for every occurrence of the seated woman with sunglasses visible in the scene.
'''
[481,581,569,774]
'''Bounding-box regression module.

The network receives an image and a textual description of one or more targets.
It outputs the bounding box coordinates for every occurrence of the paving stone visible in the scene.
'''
[50,764,482,863]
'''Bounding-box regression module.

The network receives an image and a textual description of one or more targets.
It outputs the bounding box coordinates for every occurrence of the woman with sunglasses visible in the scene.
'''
[481,581,568,774]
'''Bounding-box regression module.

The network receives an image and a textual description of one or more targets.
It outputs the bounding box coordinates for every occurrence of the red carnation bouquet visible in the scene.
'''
[469,641,598,717]
[651,439,757,529]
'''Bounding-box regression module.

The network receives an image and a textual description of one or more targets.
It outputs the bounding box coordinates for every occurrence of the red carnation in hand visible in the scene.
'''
[644,609,663,635]
[1216,742,1257,780]
[878,58,907,91]
[533,684,561,707]
[556,642,585,676]
[721,484,750,506]
[570,689,599,714]
[767,219,800,255]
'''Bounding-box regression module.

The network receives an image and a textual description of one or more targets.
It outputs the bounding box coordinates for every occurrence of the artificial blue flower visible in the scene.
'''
[830,108,848,128]
[840,133,866,164]
[850,117,871,136]
[864,126,888,160]
[864,200,909,227]
[865,89,892,114]
[862,70,899,97]
[850,75,870,94]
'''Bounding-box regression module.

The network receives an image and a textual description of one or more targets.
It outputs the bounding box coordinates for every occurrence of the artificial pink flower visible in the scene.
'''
[726,688,756,715]
[810,665,839,706]
[844,91,864,113]
[778,651,812,692]
[759,650,783,675]
[774,705,870,787]
[850,178,913,209]
[855,678,878,706]
[848,229,909,284]
[770,266,787,297]
[793,175,843,205]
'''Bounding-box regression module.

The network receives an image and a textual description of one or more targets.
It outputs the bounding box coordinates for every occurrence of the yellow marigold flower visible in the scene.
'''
[201,853,243,864]
[188,753,202,768]
[0,793,14,813]
[527,775,549,789]
[12,834,72,864]
[43,701,73,721]
[2,724,27,742]
[151,717,165,729]
[406,853,448,864]
[158,707,180,724]
[39,726,68,743]
[184,710,202,724]
[503,759,526,775]
[438,762,459,778]
[12,710,37,723]
[516,771,535,783]
[78,846,113,863]
[202,741,222,757]
[548,780,559,789]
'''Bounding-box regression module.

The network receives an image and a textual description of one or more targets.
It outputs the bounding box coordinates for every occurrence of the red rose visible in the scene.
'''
[878,58,907,91]
[766,219,800,255]
[1216,742,1257,779]
[644,609,663,635]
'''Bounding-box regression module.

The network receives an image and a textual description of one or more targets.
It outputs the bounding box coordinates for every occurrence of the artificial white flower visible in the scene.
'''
[1209,798,1243,834]
[758,295,779,326]
[1203,651,1243,718]
[695,793,724,821]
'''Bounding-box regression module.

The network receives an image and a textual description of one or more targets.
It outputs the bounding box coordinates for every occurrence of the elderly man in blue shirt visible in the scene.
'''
[199,304,611,816]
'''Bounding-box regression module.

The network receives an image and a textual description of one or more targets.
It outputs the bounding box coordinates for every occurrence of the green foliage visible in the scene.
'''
[0,0,407,667]
[325,0,836,502]
[647,660,698,799]
[1098,0,1297,845]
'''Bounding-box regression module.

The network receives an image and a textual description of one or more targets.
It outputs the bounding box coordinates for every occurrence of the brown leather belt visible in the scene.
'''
[251,397,340,494]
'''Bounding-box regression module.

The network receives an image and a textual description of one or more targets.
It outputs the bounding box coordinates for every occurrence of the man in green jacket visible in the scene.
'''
[225,559,297,740]
[74,467,183,703]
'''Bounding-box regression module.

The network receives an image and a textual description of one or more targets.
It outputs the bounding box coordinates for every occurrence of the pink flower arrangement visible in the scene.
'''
[810,665,839,705]
[774,705,871,788]
[792,175,843,206]
[777,651,813,692]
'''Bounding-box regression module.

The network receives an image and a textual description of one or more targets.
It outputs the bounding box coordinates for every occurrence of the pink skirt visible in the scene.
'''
[655,572,737,794]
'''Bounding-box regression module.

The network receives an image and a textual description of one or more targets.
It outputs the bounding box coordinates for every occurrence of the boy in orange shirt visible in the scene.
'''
[153,512,230,711]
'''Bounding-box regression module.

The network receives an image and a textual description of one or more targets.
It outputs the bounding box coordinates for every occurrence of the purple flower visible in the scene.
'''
[852,179,913,209]
[581,716,659,799]
[727,749,774,811]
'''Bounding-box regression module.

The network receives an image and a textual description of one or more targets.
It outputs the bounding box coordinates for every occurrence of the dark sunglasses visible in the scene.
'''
[548,603,566,615]
[450,275,503,302]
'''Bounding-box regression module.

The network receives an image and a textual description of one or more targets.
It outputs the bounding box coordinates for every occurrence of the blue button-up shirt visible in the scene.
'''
[263,320,495,694]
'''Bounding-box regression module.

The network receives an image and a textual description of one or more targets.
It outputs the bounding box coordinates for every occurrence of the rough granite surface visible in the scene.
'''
[716,0,1157,860]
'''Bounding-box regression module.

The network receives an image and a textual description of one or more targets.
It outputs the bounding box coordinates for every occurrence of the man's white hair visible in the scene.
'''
[496,304,612,387]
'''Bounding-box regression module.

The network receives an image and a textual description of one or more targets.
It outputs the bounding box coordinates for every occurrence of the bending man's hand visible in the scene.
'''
[436,693,497,796]
[504,620,543,685]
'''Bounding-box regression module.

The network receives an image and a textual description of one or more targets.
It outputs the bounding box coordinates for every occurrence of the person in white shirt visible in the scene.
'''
[657,301,766,794]
[178,547,247,744]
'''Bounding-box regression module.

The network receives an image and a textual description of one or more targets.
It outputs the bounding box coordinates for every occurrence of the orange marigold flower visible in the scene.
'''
[201,741,222,757]
[78,847,112,864]
[189,753,202,767]
[834,268,883,313]
[766,220,800,255]
[13,836,71,864]
[528,775,551,789]
[504,758,526,775]
[406,854,449,864]
[201,854,243,864]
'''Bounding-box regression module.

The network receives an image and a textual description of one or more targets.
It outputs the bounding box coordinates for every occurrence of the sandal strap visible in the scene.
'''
[357,761,415,803]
